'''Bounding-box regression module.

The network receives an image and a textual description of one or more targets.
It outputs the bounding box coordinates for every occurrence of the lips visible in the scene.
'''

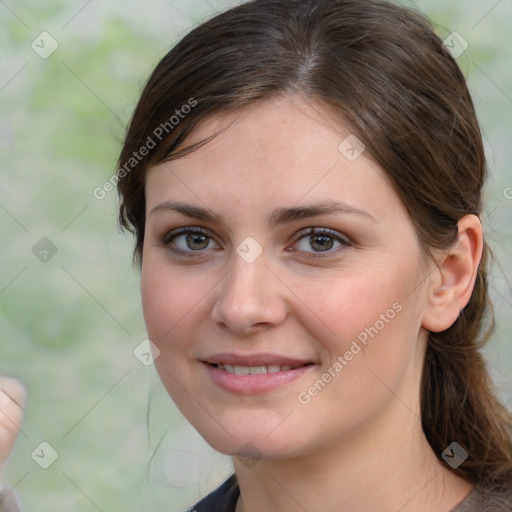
[202,353,316,394]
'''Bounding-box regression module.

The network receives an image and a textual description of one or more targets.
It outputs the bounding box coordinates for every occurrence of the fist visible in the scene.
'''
[0,377,26,466]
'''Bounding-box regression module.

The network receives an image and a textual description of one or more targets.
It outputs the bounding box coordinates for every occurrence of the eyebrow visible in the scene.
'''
[150,199,376,228]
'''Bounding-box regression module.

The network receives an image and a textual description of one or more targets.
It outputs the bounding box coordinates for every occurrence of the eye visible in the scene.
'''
[162,227,220,256]
[161,226,351,259]
[290,228,351,258]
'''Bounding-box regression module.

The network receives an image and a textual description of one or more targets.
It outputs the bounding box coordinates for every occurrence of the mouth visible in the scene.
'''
[201,354,316,394]
[208,362,314,375]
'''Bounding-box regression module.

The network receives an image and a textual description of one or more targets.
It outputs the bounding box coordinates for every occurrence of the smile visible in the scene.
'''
[215,363,305,374]
[202,357,316,394]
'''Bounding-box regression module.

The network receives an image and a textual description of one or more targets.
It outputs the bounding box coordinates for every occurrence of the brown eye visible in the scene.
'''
[162,227,220,256]
[184,232,209,250]
[309,233,335,252]
[291,228,351,258]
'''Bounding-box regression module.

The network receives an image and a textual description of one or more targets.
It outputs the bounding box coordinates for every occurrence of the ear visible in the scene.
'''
[421,214,483,333]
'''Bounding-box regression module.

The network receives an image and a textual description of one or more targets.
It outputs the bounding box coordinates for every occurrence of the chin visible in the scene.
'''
[193,416,304,461]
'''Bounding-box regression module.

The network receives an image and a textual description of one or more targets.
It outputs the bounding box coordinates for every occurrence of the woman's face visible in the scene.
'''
[141,96,433,459]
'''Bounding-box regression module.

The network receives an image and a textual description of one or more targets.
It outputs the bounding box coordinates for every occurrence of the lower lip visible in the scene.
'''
[203,363,314,395]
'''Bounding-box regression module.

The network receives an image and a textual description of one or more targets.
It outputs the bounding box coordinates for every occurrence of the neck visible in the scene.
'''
[233,404,472,512]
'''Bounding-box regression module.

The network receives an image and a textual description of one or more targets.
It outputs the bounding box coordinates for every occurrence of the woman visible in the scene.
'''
[116,0,512,510]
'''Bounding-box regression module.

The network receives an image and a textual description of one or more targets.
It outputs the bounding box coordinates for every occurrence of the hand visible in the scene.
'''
[0,377,26,467]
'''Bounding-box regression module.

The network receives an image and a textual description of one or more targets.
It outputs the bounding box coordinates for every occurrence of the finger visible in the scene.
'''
[0,378,26,410]
[0,393,24,436]
[0,378,26,464]
[0,377,26,439]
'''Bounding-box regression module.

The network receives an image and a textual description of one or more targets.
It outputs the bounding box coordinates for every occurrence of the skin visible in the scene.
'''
[141,96,482,511]
[0,377,25,471]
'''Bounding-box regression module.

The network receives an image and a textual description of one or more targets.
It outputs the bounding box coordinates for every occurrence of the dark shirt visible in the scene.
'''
[188,474,239,512]
[189,474,512,512]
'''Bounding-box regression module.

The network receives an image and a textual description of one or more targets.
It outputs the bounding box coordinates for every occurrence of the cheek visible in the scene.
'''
[298,258,422,381]
[307,269,409,342]
[140,258,204,407]
[326,270,424,401]
[286,272,422,442]
[140,257,204,348]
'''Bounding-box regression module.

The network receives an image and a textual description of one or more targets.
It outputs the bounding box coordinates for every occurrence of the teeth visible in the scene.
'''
[217,363,299,374]
[249,366,268,375]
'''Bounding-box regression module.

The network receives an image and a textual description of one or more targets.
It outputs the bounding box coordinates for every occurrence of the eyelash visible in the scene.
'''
[161,227,351,259]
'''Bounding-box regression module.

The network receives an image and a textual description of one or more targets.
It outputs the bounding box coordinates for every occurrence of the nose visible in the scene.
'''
[210,250,288,336]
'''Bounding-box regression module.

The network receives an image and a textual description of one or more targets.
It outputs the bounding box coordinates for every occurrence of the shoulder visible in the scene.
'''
[188,473,239,512]
[452,485,512,512]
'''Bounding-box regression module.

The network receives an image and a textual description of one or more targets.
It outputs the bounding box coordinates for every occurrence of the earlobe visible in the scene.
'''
[422,214,483,333]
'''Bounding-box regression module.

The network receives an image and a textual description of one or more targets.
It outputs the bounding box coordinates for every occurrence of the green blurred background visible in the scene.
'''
[1,0,511,510]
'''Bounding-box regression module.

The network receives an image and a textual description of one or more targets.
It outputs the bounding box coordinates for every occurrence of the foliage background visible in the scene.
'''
[1,0,511,510]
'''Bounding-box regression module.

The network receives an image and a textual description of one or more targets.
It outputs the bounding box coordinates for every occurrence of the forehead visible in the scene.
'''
[144,96,400,222]
[171,96,351,167]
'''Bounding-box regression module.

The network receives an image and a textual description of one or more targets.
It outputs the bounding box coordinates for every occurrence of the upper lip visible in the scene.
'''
[202,353,314,367]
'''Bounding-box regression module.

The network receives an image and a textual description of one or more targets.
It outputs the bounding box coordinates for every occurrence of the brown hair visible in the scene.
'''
[117,0,512,489]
